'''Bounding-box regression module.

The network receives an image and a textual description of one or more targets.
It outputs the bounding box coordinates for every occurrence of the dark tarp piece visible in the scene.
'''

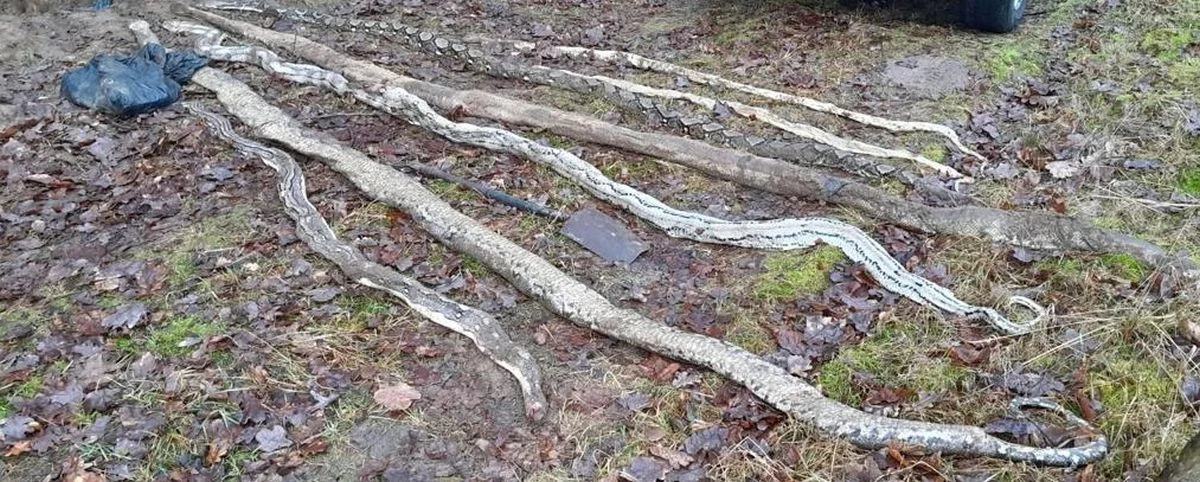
[61,43,207,117]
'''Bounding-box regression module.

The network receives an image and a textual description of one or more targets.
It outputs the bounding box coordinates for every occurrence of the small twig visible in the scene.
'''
[308,387,339,413]
[1089,193,1200,211]
[402,161,568,220]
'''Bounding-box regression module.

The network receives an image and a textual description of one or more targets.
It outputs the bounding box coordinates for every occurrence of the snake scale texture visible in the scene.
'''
[183,101,548,420]
[178,13,1045,336]
[157,14,1109,467]
[204,1,969,197]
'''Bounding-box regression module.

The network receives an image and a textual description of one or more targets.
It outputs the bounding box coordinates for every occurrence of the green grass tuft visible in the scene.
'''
[1140,28,1193,61]
[1097,253,1148,280]
[1179,167,1200,195]
[984,44,1044,82]
[754,245,846,301]
[817,361,860,406]
[146,316,226,356]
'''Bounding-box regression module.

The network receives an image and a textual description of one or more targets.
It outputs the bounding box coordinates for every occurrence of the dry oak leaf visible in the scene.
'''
[649,444,694,468]
[374,382,422,411]
[4,440,32,457]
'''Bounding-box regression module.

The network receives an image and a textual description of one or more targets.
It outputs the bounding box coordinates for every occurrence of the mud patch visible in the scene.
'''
[882,54,971,98]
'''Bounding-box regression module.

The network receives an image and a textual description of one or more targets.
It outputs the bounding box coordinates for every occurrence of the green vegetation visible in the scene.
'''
[1140,28,1193,61]
[754,246,846,301]
[1179,167,1200,195]
[460,255,489,277]
[1097,253,1148,280]
[919,144,948,163]
[145,316,227,356]
[818,321,967,406]
[817,361,859,406]
[725,313,774,355]
[426,178,477,202]
[984,43,1045,82]
[15,375,44,398]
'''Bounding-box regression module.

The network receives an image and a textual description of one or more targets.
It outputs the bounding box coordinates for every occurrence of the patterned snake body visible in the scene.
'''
[183,101,547,420]
[163,13,1109,467]
[204,2,962,195]
[186,9,1044,335]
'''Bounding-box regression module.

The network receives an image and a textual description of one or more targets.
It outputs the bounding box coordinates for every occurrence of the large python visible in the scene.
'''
[174,12,1042,337]
[147,16,1107,466]
[181,101,548,420]
[202,1,976,204]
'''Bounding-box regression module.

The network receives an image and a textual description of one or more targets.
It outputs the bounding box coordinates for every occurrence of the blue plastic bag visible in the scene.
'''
[61,43,207,117]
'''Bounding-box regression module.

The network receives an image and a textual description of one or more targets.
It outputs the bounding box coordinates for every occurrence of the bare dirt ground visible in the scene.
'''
[2,0,1199,480]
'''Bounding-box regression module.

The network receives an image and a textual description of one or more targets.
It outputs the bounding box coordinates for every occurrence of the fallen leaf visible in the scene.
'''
[1122,158,1161,170]
[205,436,232,466]
[617,392,651,412]
[1185,109,1200,136]
[949,344,991,366]
[255,425,293,453]
[306,288,340,303]
[621,457,666,482]
[682,427,728,455]
[100,303,148,331]
[373,383,421,411]
[1000,371,1066,397]
[1178,318,1200,347]
[4,440,32,457]
[1,416,40,441]
[1046,161,1079,179]
[649,445,694,468]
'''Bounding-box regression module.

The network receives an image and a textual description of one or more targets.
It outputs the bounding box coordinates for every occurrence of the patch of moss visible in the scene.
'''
[341,295,391,317]
[1141,28,1193,61]
[878,178,908,197]
[713,20,763,47]
[1035,258,1085,279]
[114,337,141,355]
[984,44,1044,82]
[911,362,970,393]
[0,399,10,419]
[920,144,948,163]
[820,321,964,399]
[1178,167,1200,195]
[753,246,847,301]
[540,134,574,150]
[1092,216,1125,231]
[1098,253,1148,280]
[97,295,125,310]
[210,350,235,368]
[1090,357,1177,435]
[145,316,226,356]
[166,252,197,288]
[817,361,860,406]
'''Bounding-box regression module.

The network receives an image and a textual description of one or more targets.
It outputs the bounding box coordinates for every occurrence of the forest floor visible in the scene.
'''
[2,0,1199,480]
